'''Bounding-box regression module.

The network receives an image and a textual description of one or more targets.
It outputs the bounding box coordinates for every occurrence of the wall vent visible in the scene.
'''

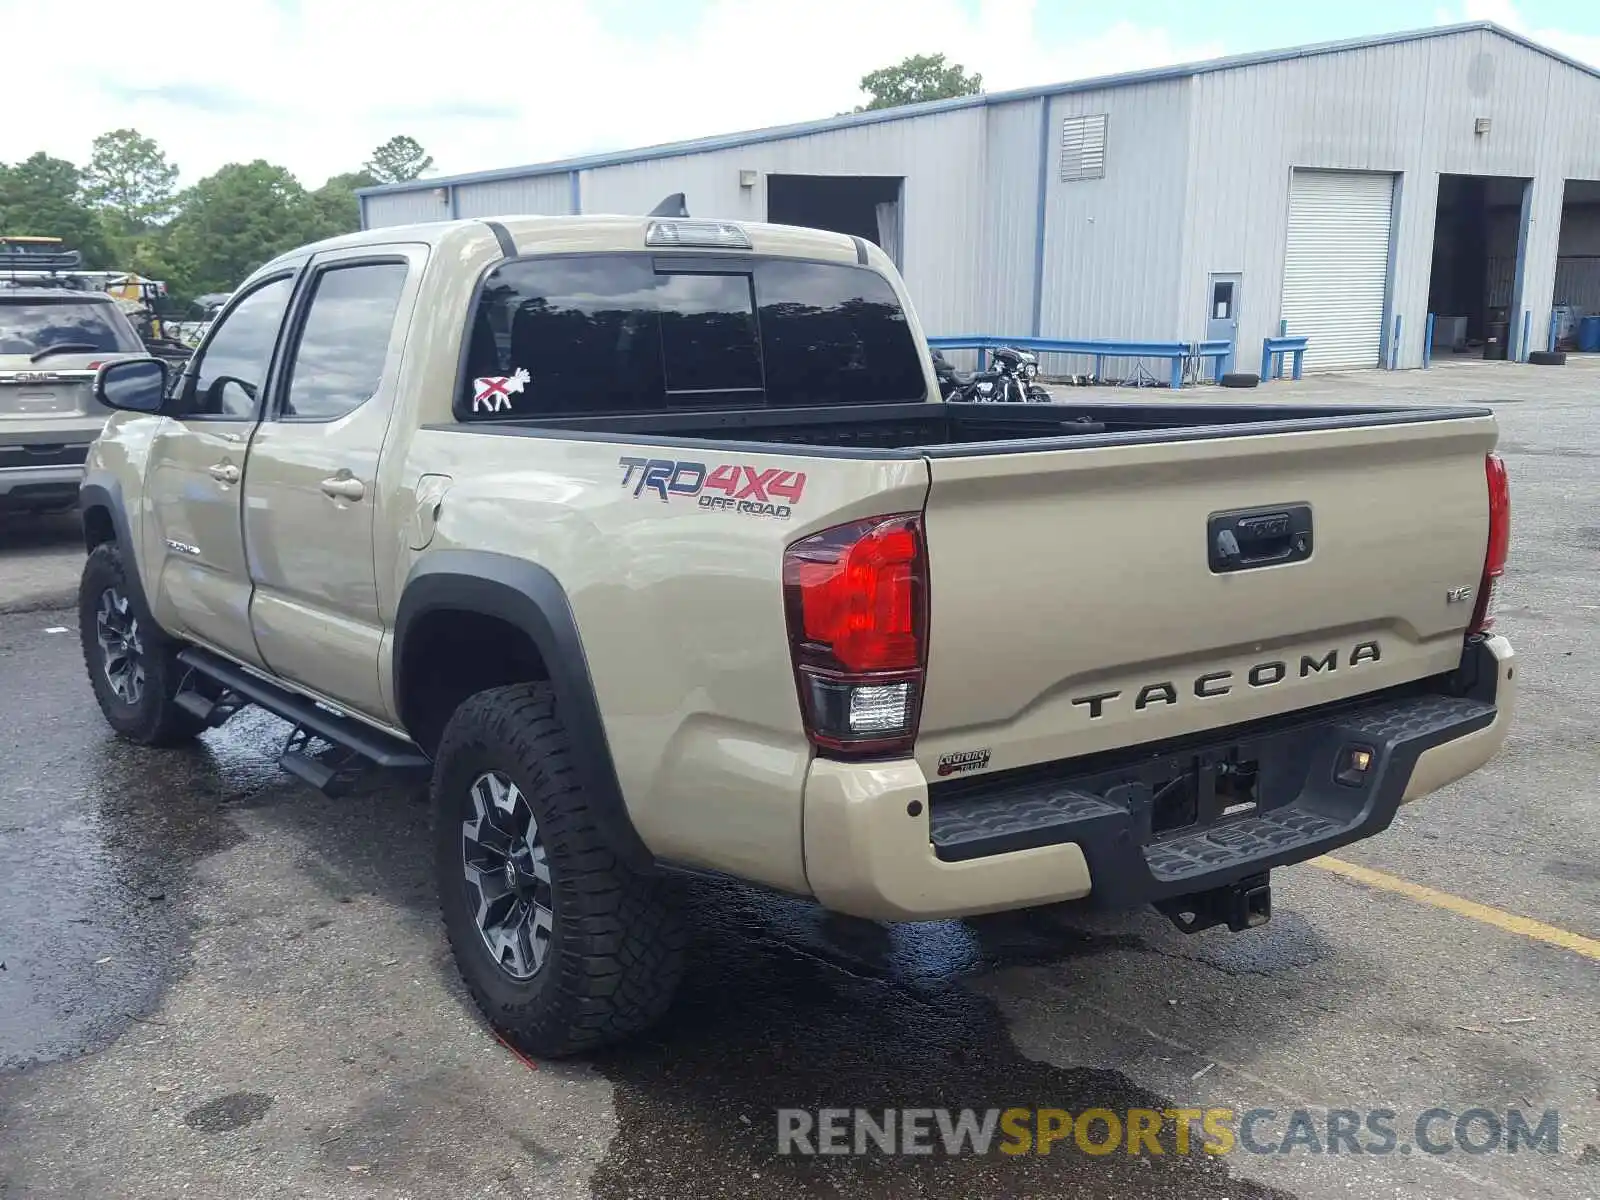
[1060,114,1108,182]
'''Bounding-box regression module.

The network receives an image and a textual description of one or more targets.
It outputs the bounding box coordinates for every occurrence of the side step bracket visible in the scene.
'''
[175,647,431,794]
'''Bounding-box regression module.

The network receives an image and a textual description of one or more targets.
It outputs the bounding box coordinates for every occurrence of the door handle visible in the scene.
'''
[208,462,240,484]
[320,475,366,502]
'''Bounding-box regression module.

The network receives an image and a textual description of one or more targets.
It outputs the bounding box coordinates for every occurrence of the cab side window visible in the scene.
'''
[280,262,409,421]
[189,276,294,418]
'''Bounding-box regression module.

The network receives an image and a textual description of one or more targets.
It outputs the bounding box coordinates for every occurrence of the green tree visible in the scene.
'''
[163,161,322,295]
[309,169,378,237]
[364,135,433,184]
[0,152,110,265]
[80,128,180,232]
[855,53,982,111]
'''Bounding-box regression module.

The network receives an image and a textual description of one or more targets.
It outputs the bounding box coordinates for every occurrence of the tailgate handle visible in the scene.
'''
[1209,504,1312,573]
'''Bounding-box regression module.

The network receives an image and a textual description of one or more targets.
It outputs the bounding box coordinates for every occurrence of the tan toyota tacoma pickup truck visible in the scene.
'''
[76,212,1516,1057]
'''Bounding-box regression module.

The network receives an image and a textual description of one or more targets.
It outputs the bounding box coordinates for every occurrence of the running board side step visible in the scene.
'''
[175,648,431,791]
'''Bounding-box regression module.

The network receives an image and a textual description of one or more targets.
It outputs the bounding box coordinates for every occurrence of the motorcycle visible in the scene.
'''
[931,345,1052,403]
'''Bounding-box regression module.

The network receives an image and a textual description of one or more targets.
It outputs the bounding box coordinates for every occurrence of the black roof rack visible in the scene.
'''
[0,240,84,272]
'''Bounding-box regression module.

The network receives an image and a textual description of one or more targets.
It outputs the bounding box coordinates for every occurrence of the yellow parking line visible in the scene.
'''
[1309,855,1600,962]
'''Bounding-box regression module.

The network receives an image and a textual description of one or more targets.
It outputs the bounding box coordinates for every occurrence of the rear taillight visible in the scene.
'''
[1469,452,1510,635]
[783,513,927,758]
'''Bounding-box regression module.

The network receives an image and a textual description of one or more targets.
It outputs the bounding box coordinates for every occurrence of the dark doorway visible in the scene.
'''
[1426,174,1529,359]
[766,175,903,266]
[1553,179,1600,351]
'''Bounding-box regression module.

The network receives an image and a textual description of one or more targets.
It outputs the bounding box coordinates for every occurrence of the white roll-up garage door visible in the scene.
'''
[1280,169,1395,372]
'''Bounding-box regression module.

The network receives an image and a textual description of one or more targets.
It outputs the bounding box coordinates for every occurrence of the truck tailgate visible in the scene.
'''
[914,414,1498,779]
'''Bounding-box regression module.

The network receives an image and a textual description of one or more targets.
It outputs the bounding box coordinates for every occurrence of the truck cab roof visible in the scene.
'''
[261,213,866,275]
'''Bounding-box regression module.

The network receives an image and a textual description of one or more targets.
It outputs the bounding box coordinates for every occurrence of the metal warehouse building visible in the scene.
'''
[359,22,1600,373]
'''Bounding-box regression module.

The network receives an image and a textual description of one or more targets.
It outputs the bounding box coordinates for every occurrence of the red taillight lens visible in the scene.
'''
[794,523,919,671]
[1469,452,1510,635]
[784,514,927,758]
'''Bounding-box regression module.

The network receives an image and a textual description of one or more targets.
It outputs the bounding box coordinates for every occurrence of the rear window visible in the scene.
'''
[0,297,142,357]
[458,253,926,418]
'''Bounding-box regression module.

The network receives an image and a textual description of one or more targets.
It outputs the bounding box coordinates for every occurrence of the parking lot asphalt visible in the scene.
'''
[0,512,82,615]
[1,357,1596,1199]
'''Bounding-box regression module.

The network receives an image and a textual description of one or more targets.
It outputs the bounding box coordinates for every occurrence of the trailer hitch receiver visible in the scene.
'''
[1156,872,1272,934]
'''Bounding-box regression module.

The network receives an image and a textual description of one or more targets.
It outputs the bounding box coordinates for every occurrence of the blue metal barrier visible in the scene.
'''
[1260,336,1309,381]
[927,335,1233,390]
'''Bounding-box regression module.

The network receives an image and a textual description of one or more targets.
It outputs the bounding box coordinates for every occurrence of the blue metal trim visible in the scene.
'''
[358,192,368,231]
[569,171,581,215]
[1548,310,1558,353]
[1520,310,1532,363]
[448,185,460,219]
[356,22,1577,199]
[1424,313,1435,369]
[1260,335,1311,382]
[929,335,1233,357]
[929,335,1232,389]
[1029,97,1052,337]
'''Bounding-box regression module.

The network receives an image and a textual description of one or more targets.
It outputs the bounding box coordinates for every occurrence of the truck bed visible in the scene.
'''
[456,398,1490,457]
[444,392,1500,780]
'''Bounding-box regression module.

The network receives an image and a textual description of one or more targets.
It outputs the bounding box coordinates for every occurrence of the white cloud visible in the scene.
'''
[1,0,1220,188]
[1445,0,1600,66]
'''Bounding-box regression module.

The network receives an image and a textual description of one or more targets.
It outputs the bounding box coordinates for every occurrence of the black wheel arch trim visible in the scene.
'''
[78,474,160,630]
[394,550,654,871]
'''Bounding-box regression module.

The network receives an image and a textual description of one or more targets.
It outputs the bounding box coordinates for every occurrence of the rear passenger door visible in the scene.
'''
[241,245,423,719]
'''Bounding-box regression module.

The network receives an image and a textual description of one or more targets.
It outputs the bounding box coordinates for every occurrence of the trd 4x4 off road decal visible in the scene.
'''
[618,457,806,519]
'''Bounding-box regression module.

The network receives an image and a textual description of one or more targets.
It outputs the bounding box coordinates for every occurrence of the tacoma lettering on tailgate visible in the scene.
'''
[1069,641,1383,720]
[618,456,806,520]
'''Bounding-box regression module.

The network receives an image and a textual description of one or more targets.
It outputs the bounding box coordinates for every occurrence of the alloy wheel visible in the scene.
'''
[96,587,146,705]
[462,770,554,981]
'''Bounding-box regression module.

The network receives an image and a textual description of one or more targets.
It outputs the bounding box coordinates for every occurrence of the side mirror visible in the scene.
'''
[95,358,170,414]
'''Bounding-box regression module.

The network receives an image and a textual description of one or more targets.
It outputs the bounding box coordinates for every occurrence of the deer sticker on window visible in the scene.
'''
[472,367,531,413]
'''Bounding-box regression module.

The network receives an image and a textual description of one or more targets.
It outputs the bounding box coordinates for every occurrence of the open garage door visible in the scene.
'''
[767,175,902,267]
[1281,170,1396,371]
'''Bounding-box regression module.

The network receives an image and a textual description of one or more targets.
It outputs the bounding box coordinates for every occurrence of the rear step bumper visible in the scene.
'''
[802,636,1515,922]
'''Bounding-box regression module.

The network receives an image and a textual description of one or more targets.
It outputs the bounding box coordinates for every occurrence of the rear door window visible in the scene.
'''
[280,262,408,421]
[459,253,925,418]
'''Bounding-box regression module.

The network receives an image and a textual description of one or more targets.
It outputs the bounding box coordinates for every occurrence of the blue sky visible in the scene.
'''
[4,0,1597,188]
[1031,0,1594,55]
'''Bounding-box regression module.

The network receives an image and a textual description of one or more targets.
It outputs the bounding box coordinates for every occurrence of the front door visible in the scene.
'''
[143,272,299,664]
[241,246,422,720]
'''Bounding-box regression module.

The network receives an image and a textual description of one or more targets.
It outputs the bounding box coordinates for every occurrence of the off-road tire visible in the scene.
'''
[1528,350,1567,366]
[1219,372,1261,388]
[78,542,205,747]
[433,682,685,1058]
